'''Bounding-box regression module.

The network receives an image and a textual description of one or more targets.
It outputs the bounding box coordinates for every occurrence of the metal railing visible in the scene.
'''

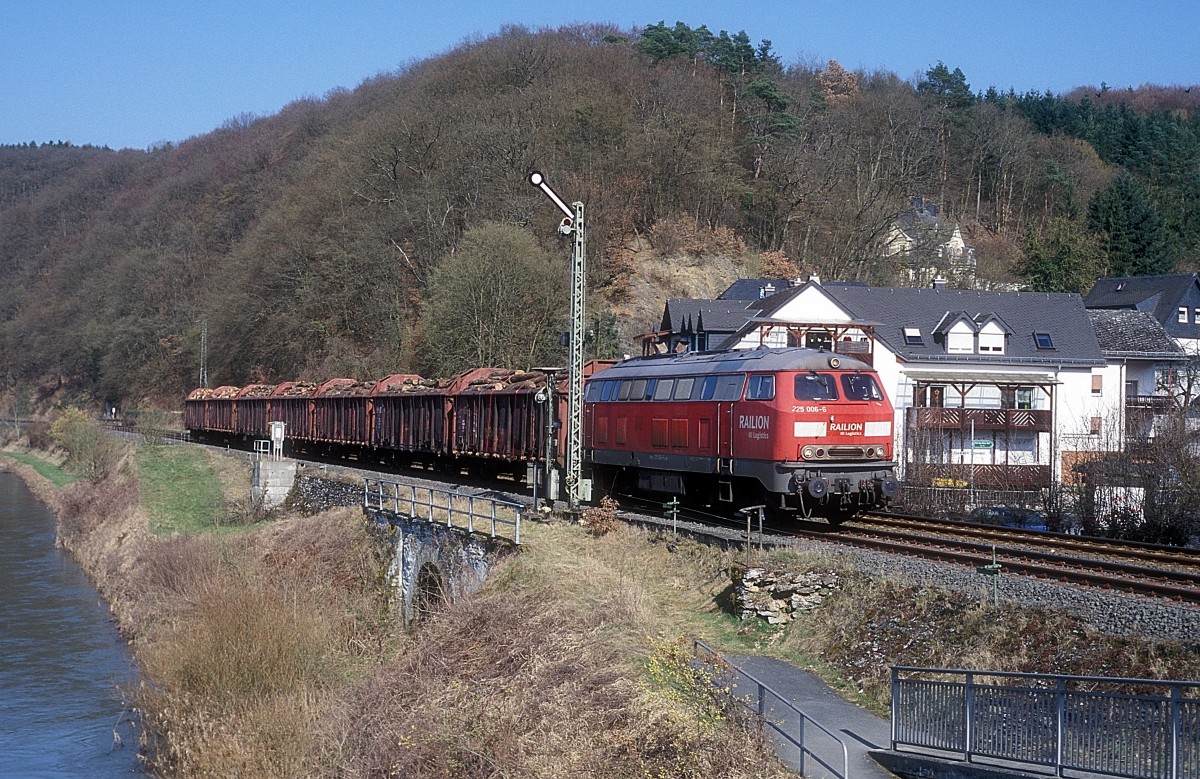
[363,478,522,544]
[892,667,1199,779]
[694,640,849,779]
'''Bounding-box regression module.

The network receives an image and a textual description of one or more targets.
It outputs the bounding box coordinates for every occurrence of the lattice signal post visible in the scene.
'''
[528,171,586,512]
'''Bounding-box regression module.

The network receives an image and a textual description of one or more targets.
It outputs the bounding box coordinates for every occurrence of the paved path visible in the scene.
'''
[725,655,898,779]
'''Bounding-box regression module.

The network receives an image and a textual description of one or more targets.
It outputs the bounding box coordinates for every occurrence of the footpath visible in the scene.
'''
[726,655,898,779]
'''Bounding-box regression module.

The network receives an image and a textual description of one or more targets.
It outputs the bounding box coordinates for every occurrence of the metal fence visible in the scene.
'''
[892,667,1200,779]
[362,478,523,544]
[694,640,849,779]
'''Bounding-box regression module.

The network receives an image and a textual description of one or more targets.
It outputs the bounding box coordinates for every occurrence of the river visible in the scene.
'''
[0,471,141,777]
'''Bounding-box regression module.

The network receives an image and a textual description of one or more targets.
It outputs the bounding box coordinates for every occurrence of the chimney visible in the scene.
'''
[808,273,821,285]
[932,276,947,290]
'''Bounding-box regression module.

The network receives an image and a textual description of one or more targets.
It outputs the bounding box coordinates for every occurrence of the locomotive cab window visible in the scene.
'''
[701,374,746,401]
[841,372,882,401]
[746,374,775,400]
[795,372,838,401]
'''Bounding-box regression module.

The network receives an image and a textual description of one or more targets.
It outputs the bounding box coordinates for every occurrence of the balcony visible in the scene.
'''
[906,407,1052,433]
[906,463,1052,489]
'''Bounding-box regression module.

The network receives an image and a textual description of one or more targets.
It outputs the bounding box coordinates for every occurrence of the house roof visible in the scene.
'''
[1084,273,1200,324]
[717,278,795,301]
[660,298,763,334]
[728,281,1105,366]
[1086,309,1188,359]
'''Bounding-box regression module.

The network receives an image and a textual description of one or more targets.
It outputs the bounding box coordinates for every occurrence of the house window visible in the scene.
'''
[1034,332,1054,350]
[928,386,945,408]
[1016,387,1033,410]
[1179,307,1189,323]
[804,330,832,351]
[1194,308,1200,323]
[1090,416,1102,435]
[947,330,974,354]
[978,331,1005,354]
[1092,375,1103,396]
[903,327,924,346]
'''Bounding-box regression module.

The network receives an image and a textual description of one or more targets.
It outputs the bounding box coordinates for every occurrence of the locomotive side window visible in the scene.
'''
[841,373,883,401]
[746,374,775,400]
[653,379,674,400]
[630,379,648,400]
[795,372,838,401]
[617,380,632,401]
[673,377,694,399]
[699,376,718,400]
[712,374,746,401]
[600,380,617,401]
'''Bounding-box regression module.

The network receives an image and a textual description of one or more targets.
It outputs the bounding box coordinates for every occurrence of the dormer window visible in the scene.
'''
[947,327,974,354]
[903,327,924,346]
[1179,307,1189,323]
[1034,332,1055,350]
[978,322,1006,354]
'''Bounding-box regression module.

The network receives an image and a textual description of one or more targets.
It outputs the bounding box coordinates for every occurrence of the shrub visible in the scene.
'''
[49,408,122,481]
[581,495,621,536]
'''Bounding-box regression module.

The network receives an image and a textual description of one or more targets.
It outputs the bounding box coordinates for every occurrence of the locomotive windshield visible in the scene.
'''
[795,372,838,401]
[841,372,883,401]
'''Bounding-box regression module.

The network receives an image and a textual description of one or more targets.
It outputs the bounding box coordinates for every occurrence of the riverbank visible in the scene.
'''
[5,440,1199,777]
[3,442,796,778]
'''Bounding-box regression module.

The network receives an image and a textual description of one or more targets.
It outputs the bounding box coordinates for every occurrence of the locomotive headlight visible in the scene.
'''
[865,447,876,458]
[828,357,841,368]
[802,446,815,459]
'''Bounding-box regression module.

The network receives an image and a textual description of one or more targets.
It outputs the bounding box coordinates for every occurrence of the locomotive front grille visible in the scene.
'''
[827,446,865,458]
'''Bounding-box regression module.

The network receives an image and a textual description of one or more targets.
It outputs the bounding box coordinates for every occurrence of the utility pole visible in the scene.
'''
[199,319,209,388]
[529,171,585,512]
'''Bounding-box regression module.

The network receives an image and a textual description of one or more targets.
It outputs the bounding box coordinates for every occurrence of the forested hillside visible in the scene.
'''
[1,22,1198,410]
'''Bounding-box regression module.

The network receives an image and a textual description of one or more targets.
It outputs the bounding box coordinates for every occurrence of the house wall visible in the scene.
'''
[1056,364,1126,482]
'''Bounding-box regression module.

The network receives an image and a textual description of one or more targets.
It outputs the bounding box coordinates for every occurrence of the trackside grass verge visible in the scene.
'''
[0,450,76,487]
[135,445,228,534]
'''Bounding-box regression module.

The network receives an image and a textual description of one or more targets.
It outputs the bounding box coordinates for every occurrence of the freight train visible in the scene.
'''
[185,348,899,522]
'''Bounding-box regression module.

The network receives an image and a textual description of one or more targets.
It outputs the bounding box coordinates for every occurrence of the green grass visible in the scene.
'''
[136,445,227,535]
[0,450,76,487]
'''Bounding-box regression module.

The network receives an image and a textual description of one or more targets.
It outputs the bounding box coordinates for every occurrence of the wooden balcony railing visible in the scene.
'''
[905,463,1052,489]
[906,407,1052,433]
[1125,394,1177,414]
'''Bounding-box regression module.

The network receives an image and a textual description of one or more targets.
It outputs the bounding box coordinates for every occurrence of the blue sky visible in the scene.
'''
[3,1,1198,151]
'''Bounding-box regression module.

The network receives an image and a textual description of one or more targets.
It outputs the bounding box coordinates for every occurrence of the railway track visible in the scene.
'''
[134,431,1200,607]
[607,495,1200,605]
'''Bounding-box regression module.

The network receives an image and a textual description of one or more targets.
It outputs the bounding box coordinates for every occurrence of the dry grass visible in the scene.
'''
[132,508,391,778]
[335,550,790,779]
[31,441,1200,777]
[781,570,1200,712]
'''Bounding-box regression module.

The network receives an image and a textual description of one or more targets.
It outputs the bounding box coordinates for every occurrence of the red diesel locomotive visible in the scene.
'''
[185,348,899,522]
[583,348,898,520]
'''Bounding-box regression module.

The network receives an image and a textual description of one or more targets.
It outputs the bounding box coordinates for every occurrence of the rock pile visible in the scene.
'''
[732,566,841,624]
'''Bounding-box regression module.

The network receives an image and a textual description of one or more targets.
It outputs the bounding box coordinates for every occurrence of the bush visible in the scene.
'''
[49,408,122,481]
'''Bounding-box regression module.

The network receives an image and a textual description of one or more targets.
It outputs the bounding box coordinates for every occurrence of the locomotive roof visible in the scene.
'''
[594,347,871,379]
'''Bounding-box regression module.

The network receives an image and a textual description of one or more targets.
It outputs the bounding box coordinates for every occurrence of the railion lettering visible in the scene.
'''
[739,415,770,430]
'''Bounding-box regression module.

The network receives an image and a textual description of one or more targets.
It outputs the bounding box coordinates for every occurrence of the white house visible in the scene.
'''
[712,278,1133,489]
